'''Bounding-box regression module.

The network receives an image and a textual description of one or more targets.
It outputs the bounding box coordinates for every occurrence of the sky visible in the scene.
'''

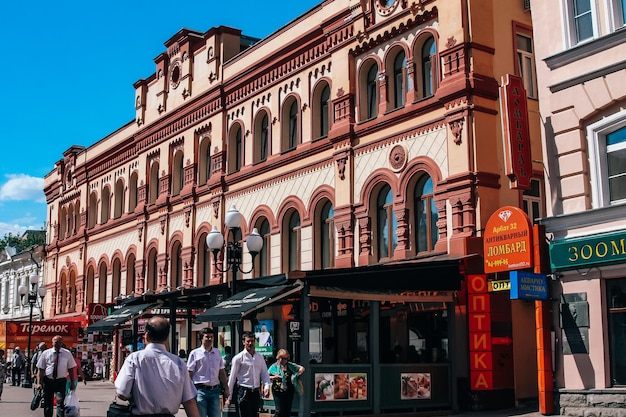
[0,0,321,238]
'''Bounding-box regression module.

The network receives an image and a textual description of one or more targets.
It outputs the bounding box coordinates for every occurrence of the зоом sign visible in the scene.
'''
[549,230,626,270]
[483,206,533,274]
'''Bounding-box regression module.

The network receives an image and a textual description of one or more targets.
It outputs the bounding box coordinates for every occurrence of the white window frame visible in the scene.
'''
[562,0,599,47]
[587,109,626,208]
[608,0,626,31]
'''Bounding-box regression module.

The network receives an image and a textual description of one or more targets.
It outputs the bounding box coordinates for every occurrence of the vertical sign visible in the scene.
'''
[500,74,532,190]
[468,274,493,390]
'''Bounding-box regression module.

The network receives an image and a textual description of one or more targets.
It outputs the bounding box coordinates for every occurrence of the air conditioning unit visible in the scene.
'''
[523,0,531,11]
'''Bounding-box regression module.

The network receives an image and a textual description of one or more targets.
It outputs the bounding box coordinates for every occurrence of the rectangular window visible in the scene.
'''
[588,111,626,207]
[570,0,594,44]
[608,279,626,385]
[523,178,544,222]
[610,0,626,29]
[516,34,538,99]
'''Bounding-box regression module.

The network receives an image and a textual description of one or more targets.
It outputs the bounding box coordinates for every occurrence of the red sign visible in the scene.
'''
[500,74,532,190]
[467,274,493,390]
[87,302,113,324]
[483,206,533,274]
[0,321,81,350]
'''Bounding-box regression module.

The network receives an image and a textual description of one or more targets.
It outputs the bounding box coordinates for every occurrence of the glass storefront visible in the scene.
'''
[608,278,626,385]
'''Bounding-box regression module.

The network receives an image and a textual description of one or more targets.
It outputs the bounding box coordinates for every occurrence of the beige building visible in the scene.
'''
[44,0,544,414]
[530,0,626,414]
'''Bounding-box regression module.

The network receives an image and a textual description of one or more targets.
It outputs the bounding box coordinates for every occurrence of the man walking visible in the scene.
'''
[187,328,230,417]
[36,336,77,417]
[225,332,271,417]
[115,316,200,417]
[31,342,47,383]
[11,346,25,386]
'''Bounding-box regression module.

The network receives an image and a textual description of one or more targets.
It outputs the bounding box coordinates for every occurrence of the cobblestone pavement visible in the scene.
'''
[0,379,546,417]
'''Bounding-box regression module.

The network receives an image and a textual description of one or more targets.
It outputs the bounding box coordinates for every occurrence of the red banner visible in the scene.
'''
[0,321,81,350]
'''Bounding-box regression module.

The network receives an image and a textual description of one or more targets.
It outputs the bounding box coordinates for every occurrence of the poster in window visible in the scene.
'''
[254,320,274,357]
[401,373,431,400]
[314,373,368,401]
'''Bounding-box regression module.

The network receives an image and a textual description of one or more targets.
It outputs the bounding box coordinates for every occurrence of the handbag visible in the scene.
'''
[107,398,132,417]
[31,387,43,411]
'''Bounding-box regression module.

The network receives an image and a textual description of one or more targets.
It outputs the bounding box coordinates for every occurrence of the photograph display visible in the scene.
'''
[314,373,367,401]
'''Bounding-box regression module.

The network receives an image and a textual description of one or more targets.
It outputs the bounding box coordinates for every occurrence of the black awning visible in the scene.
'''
[86,302,157,333]
[196,283,302,323]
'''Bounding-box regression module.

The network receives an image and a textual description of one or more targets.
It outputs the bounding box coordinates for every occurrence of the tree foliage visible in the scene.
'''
[0,230,46,253]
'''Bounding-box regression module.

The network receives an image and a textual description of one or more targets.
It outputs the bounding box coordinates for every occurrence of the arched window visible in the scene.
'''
[282,97,300,151]
[172,150,184,196]
[415,175,439,253]
[85,266,95,305]
[254,218,271,277]
[318,200,334,269]
[146,248,158,292]
[367,64,379,119]
[128,171,138,213]
[88,192,98,229]
[393,50,406,109]
[312,82,331,139]
[197,232,211,287]
[228,124,243,174]
[198,136,211,185]
[69,271,76,312]
[254,111,270,163]
[149,161,160,204]
[98,262,108,303]
[59,207,67,239]
[100,186,111,224]
[171,241,183,289]
[114,178,124,219]
[421,37,437,98]
[67,204,74,237]
[283,210,301,272]
[112,258,122,299]
[58,273,67,314]
[126,253,136,296]
[377,185,398,260]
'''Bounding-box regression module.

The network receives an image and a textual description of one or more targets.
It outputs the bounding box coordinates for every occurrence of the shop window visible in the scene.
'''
[523,178,544,222]
[516,33,538,99]
[379,303,449,364]
[608,279,626,385]
[228,124,243,173]
[312,82,331,140]
[415,175,438,253]
[377,185,398,261]
[587,111,626,207]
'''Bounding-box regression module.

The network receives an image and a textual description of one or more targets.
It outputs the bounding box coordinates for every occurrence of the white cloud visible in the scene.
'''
[0,174,45,203]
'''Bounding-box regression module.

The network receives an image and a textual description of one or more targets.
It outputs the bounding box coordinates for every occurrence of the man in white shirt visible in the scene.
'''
[225,331,271,417]
[187,327,230,417]
[36,335,77,417]
[115,316,200,417]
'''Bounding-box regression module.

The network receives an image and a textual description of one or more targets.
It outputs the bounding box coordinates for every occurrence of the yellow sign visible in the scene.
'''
[488,280,510,292]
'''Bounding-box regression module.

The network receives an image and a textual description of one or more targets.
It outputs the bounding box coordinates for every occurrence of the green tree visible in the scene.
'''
[0,230,46,253]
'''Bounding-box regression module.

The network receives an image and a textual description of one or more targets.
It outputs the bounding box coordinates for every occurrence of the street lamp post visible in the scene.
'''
[206,205,263,347]
[18,270,46,389]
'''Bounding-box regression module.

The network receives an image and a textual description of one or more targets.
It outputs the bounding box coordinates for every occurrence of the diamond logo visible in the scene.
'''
[498,210,512,222]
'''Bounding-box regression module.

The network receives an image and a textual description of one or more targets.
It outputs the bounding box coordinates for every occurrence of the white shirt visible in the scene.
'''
[115,343,196,415]
[227,349,271,400]
[187,346,224,386]
[37,348,76,380]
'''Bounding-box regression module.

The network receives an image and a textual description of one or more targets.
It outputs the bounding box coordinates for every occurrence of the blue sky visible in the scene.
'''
[0,1,321,238]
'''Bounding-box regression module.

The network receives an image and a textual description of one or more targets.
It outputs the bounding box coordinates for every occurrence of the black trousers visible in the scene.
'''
[11,366,22,385]
[43,377,68,417]
[236,387,261,417]
[271,388,295,417]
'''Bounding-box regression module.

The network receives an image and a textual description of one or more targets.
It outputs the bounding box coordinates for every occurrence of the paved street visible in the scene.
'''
[0,379,545,417]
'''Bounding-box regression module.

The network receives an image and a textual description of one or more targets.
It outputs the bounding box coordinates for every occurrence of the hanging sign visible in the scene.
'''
[483,206,533,274]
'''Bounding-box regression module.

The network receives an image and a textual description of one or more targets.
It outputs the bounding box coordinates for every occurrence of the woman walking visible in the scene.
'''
[268,349,305,417]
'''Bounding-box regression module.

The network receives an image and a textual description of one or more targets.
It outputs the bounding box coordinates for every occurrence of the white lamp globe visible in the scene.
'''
[246,228,263,254]
[225,205,243,229]
[206,226,225,251]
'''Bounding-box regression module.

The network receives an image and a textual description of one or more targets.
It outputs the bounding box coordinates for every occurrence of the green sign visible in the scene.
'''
[549,230,626,270]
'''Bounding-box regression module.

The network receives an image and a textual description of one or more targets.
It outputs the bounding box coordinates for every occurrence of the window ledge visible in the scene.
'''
[545,28,626,70]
